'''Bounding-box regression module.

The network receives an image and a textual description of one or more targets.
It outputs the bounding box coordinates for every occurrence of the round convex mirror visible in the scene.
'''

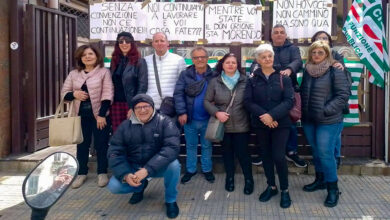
[22,152,79,209]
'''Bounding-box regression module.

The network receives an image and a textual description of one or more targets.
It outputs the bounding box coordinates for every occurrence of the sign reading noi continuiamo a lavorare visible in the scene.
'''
[89,2,204,41]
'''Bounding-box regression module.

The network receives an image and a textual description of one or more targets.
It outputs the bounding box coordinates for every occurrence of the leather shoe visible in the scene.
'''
[203,172,215,183]
[129,180,148,204]
[259,186,278,202]
[225,177,234,192]
[165,202,179,218]
[244,179,254,195]
[180,172,196,184]
[280,190,292,208]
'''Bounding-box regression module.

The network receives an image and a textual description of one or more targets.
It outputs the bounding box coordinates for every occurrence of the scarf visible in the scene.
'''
[221,70,240,90]
[305,59,332,78]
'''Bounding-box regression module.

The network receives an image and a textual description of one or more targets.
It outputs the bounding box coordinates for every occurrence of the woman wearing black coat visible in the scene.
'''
[244,44,294,208]
[300,41,350,208]
[110,32,148,132]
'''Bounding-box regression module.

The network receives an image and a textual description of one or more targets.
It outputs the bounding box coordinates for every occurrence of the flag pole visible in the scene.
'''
[385,1,389,163]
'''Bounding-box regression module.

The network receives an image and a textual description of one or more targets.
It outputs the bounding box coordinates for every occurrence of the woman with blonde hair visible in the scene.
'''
[300,41,350,207]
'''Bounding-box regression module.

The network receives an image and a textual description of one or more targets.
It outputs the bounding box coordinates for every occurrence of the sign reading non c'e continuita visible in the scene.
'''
[273,0,333,39]
[89,2,204,41]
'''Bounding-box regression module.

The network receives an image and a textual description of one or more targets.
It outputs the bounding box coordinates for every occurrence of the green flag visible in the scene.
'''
[342,0,389,88]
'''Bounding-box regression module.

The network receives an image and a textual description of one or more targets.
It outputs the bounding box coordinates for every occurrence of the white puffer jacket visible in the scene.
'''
[145,51,186,109]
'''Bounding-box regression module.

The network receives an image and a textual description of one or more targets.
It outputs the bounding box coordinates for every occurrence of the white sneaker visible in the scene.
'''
[97,174,109,187]
[72,175,87,189]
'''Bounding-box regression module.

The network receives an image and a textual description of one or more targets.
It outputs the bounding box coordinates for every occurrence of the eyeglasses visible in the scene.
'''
[192,56,208,60]
[311,51,326,56]
[315,37,329,41]
[134,105,152,111]
[118,38,132,44]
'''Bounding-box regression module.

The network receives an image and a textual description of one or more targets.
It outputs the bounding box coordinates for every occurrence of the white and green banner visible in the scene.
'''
[342,0,389,88]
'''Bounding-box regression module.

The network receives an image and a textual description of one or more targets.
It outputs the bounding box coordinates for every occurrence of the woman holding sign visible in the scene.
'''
[110,32,148,132]
[300,41,350,207]
[204,53,254,195]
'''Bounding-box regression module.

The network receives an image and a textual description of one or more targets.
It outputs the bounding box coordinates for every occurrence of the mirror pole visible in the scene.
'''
[31,208,49,220]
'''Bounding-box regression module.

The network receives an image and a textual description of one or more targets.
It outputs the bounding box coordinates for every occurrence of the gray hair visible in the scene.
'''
[272,24,286,33]
[152,32,168,41]
[190,46,208,58]
[254,44,274,59]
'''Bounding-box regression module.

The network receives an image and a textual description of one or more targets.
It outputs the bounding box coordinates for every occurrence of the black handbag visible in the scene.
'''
[153,55,176,117]
[185,79,206,97]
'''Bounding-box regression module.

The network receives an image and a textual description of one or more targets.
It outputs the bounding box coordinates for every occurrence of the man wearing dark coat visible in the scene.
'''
[107,94,181,219]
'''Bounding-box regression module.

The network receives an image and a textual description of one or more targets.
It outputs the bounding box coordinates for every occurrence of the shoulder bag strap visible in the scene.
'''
[225,89,237,113]
[153,54,163,99]
[279,74,284,90]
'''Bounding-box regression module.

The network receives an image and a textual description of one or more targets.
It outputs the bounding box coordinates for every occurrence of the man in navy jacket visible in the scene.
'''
[174,47,217,184]
[107,94,181,219]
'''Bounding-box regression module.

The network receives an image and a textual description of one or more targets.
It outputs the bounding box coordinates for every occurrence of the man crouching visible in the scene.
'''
[107,94,181,219]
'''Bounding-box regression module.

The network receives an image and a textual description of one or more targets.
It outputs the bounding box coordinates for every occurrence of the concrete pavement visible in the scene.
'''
[0,172,390,220]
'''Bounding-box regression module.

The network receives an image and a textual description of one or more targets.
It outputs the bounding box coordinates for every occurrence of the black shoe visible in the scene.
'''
[286,152,307,167]
[129,180,148,204]
[251,156,263,166]
[259,186,278,202]
[225,177,234,192]
[303,172,326,192]
[336,157,341,170]
[324,181,340,207]
[244,179,254,195]
[280,190,292,208]
[165,202,179,218]
[203,172,215,183]
[180,172,196,184]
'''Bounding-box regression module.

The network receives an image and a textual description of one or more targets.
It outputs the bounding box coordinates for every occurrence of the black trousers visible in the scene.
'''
[256,127,290,190]
[222,132,253,181]
[77,116,111,175]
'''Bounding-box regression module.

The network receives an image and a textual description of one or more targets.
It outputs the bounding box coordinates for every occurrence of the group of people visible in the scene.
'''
[60,24,350,218]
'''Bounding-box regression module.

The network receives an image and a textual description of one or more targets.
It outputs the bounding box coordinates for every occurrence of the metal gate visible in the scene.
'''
[24,4,77,152]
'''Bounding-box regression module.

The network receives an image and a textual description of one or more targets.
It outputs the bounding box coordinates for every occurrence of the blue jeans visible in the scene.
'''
[183,119,212,173]
[303,122,343,182]
[334,123,344,158]
[286,124,298,154]
[107,159,181,203]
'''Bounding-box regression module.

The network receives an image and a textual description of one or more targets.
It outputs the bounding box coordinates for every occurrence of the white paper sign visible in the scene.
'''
[90,2,147,41]
[89,2,204,41]
[273,0,333,39]
[205,4,262,44]
[145,2,204,41]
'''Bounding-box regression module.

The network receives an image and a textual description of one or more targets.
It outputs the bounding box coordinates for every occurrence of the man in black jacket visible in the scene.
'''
[250,24,307,168]
[107,94,181,219]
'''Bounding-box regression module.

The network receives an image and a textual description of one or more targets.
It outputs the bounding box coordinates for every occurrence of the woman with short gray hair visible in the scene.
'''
[244,43,294,208]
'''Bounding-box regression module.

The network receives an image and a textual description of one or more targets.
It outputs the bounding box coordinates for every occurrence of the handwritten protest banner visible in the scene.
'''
[90,2,147,41]
[90,2,204,41]
[205,4,262,44]
[273,0,333,39]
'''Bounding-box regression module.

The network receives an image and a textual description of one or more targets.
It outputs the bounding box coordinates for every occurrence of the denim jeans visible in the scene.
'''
[183,119,212,173]
[303,122,343,182]
[286,124,298,154]
[334,123,344,158]
[107,159,181,203]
